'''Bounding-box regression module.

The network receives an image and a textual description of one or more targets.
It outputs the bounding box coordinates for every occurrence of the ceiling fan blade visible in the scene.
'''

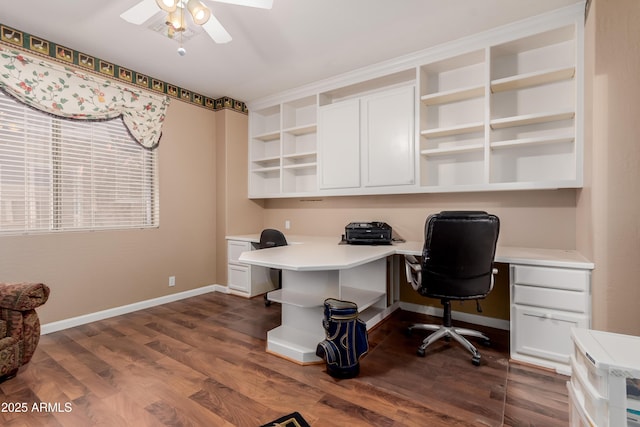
[120,0,159,25]
[210,0,273,9]
[202,14,232,43]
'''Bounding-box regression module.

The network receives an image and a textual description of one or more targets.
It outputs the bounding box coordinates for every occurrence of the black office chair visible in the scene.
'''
[259,228,288,306]
[405,211,500,365]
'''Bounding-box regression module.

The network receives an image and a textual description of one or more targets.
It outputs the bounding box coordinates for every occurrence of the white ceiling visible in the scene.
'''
[0,0,581,103]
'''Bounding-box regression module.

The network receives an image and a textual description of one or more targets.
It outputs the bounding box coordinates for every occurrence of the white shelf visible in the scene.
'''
[251,166,280,173]
[491,66,575,93]
[339,286,385,312]
[283,162,317,170]
[421,85,484,105]
[490,110,575,129]
[421,122,484,138]
[421,143,484,157]
[267,289,320,307]
[283,151,317,160]
[359,306,386,329]
[267,286,384,311]
[283,124,317,136]
[491,135,574,150]
[252,155,281,164]
[253,130,280,141]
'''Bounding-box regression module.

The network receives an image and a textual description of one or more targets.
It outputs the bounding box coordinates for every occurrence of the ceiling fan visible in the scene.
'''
[120,0,273,45]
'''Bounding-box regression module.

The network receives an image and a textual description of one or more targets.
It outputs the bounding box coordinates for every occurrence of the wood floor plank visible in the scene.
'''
[1,292,572,426]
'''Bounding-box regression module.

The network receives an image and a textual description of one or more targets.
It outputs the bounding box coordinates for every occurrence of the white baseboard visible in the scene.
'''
[41,285,509,336]
[41,284,227,335]
[399,301,510,331]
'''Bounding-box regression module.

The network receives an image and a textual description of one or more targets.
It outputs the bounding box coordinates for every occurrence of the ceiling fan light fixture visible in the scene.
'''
[166,10,186,31]
[187,0,211,25]
[156,0,178,12]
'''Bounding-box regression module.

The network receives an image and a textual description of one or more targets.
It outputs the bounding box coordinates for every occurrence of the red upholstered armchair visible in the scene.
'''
[0,282,50,382]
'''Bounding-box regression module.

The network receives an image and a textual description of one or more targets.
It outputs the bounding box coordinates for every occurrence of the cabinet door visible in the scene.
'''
[228,240,251,264]
[511,304,588,365]
[228,264,250,292]
[318,99,360,189]
[361,86,415,187]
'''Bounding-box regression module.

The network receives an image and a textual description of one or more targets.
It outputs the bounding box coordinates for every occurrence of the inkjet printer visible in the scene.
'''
[345,222,393,245]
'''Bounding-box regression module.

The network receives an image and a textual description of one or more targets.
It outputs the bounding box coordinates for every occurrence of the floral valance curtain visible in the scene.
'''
[0,46,169,149]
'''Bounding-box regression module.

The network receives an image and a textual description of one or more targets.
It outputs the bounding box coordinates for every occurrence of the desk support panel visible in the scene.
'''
[266,259,388,364]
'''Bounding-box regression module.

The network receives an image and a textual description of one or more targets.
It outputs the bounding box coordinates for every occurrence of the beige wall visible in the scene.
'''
[215,110,264,285]
[578,0,640,335]
[0,99,218,324]
[262,190,577,248]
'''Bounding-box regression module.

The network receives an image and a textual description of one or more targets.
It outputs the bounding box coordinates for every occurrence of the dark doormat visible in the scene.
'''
[260,411,311,427]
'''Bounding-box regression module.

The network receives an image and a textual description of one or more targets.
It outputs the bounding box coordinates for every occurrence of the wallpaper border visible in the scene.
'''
[0,23,248,114]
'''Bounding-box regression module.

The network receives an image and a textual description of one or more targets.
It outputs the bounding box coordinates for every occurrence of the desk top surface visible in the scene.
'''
[229,234,594,271]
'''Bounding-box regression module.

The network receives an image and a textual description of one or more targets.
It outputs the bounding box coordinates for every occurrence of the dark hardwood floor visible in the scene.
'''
[0,292,570,426]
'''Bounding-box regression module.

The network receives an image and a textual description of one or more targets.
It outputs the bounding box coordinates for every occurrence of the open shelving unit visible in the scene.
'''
[249,105,281,196]
[488,24,579,186]
[248,4,584,198]
[249,95,318,197]
[282,99,318,194]
[262,256,389,364]
[417,21,581,190]
[417,49,487,188]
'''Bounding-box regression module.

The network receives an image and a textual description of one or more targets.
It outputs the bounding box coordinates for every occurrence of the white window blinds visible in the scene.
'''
[0,90,159,234]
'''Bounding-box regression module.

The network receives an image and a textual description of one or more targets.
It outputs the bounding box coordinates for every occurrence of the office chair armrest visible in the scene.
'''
[404,255,422,291]
[489,267,498,293]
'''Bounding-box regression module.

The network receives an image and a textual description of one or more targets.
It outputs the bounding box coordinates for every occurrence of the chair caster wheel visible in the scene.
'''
[264,300,271,307]
[417,348,426,357]
[472,356,481,366]
[405,328,413,337]
[481,339,491,347]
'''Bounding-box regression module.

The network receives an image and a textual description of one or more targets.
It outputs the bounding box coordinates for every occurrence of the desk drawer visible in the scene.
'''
[228,264,249,292]
[512,284,588,313]
[512,304,588,364]
[228,240,251,264]
[512,265,589,291]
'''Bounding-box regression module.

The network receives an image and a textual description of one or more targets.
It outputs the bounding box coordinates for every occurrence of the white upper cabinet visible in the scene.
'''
[247,3,585,198]
[318,99,361,190]
[361,86,415,188]
[318,85,416,192]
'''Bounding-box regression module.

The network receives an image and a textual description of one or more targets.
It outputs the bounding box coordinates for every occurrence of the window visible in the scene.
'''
[0,90,159,234]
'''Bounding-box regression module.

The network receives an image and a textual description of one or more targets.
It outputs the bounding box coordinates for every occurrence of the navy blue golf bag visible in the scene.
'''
[316,298,369,378]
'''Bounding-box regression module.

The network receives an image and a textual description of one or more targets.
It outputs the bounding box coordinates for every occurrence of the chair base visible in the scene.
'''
[408,323,490,366]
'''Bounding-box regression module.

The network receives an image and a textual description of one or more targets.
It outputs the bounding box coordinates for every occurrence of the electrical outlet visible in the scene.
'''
[169,276,175,287]
[285,220,291,230]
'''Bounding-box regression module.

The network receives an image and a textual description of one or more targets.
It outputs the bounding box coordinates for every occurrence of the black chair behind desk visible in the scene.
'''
[405,211,500,365]
[259,229,288,306]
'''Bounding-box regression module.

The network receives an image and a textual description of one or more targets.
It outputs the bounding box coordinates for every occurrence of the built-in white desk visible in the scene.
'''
[229,234,594,373]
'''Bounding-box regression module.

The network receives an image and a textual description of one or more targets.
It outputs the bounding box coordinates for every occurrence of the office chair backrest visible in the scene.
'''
[259,229,287,249]
[421,211,500,300]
